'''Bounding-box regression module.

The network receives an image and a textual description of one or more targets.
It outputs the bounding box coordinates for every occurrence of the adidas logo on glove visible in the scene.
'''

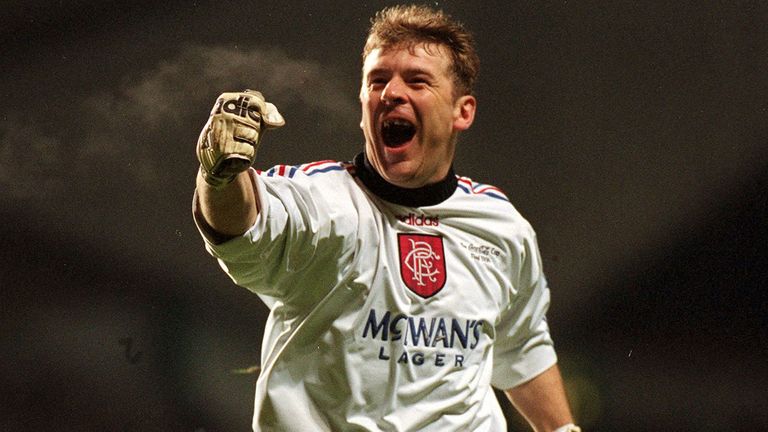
[213,95,262,122]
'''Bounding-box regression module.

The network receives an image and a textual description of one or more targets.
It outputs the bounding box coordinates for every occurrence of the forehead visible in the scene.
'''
[362,43,452,76]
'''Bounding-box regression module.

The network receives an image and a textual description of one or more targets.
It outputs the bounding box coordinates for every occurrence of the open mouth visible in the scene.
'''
[381,119,416,148]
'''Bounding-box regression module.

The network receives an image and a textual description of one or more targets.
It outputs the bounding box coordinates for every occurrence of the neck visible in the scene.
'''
[353,152,457,207]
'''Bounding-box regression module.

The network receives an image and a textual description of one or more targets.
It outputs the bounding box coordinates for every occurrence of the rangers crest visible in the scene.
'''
[398,234,447,298]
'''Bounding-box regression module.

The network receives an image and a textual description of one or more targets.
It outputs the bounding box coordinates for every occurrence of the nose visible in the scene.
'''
[381,78,406,106]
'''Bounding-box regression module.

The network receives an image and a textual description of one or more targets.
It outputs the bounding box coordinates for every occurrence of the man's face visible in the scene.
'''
[360,43,476,188]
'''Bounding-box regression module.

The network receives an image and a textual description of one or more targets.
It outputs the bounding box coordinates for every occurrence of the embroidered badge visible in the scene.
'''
[398,233,447,298]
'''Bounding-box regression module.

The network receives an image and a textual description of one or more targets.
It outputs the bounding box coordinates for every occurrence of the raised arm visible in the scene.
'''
[504,364,580,432]
[195,170,259,238]
[193,90,284,238]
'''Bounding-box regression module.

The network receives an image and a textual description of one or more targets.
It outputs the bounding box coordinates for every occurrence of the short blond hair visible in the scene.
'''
[362,4,480,96]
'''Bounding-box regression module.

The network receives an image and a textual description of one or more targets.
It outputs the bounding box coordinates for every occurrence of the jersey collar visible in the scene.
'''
[353,152,457,207]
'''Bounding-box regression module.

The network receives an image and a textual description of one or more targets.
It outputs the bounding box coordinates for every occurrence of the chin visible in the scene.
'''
[383,168,423,188]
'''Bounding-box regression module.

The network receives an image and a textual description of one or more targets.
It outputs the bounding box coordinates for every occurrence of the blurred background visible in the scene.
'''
[1,1,766,430]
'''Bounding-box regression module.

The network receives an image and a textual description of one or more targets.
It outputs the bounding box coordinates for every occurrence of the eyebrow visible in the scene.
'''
[365,67,436,78]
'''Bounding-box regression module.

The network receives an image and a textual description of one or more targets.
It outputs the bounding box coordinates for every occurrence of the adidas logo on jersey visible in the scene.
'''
[398,213,439,226]
[214,95,262,122]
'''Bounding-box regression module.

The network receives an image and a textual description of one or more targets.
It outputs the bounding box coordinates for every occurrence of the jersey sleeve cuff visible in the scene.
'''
[192,169,269,258]
[491,343,558,390]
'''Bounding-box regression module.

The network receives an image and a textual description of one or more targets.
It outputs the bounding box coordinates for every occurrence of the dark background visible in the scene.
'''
[1,1,766,430]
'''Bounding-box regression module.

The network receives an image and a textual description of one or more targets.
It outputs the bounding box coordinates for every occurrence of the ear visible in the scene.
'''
[452,95,477,131]
[359,87,365,130]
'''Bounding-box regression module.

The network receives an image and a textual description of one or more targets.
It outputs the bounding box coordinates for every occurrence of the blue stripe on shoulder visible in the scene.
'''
[484,191,510,202]
[306,164,346,176]
[457,183,471,194]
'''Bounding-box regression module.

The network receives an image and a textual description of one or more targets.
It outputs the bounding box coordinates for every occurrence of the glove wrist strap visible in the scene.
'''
[199,166,237,190]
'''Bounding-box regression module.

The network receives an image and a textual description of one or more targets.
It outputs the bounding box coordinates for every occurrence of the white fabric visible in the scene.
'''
[196,160,558,432]
[554,423,582,432]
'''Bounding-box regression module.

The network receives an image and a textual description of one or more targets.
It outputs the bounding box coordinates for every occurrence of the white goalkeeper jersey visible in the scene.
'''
[195,153,557,432]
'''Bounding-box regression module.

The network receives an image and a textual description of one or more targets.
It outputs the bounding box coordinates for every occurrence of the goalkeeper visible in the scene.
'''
[194,5,580,432]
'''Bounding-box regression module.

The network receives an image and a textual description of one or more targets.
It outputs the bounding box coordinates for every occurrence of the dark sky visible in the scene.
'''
[1,1,767,431]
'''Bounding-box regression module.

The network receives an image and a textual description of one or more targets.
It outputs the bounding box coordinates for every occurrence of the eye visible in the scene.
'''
[408,76,430,87]
[368,76,388,89]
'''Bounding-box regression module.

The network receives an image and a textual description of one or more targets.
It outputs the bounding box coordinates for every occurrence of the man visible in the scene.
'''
[194,5,579,432]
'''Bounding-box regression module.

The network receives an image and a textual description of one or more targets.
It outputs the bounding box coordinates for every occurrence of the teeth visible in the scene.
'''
[385,119,413,128]
[382,118,416,146]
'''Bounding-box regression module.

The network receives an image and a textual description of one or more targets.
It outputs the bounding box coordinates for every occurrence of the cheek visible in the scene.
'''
[359,103,371,126]
[362,110,375,131]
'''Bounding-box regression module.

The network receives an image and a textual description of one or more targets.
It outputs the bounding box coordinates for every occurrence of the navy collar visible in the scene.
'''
[353,152,457,207]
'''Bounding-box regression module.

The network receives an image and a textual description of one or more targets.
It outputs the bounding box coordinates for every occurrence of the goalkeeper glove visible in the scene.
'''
[196,90,284,189]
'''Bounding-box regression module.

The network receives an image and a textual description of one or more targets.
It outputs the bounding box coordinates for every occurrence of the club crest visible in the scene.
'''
[398,234,447,298]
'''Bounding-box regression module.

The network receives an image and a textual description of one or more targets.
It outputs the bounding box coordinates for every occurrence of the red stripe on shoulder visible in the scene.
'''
[301,160,337,172]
